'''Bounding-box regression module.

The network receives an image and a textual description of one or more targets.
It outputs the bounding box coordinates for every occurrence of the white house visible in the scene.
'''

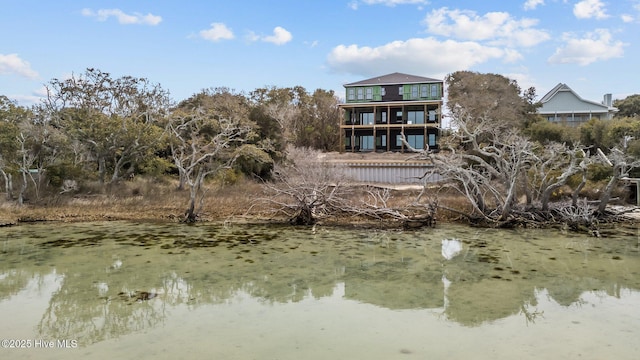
[538,83,618,126]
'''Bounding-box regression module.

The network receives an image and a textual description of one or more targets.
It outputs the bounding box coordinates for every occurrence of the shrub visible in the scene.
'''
[587,163,612,182]
[233,144,274,179]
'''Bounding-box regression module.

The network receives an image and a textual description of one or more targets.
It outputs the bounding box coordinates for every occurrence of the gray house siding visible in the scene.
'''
[539,91,609,114]
[538,83,618,124]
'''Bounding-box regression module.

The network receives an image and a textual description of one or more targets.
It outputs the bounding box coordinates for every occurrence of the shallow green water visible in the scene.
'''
[0,221,639,359]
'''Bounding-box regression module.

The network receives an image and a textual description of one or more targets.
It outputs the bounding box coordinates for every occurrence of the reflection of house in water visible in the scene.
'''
[343,262,445,310]
[2,221,639,342]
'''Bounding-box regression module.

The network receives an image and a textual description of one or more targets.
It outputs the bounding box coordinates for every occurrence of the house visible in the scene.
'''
[338,72,443,152]
[538,83,618,126]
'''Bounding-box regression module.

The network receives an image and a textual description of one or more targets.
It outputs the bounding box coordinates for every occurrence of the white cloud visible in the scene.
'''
[0,53,39,79]
[548,29,625,65]
[305,40,319,48]
[262,27,293,45]
[523,0,545,10]
[621,14,635,22]
[621,1,640,22]
[573,0,609,19]
[423,8,550,47]
[81,8,162,25]
[199,23,235,42]
[350,0,429,9]
[247,27,293,45]
[327,37,510,79]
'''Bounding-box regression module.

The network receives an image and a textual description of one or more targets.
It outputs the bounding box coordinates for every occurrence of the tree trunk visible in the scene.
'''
[177,168,186,190]
[571,171,587,207]
[183,169,205,223]
[98,156,106,184]
[184,181,198,223]
[499,174,519,221]
[18,170,27,205]
[111,156,121,183]
[290,203,315,225]
[596,167,620,214]
[1,170,12,200]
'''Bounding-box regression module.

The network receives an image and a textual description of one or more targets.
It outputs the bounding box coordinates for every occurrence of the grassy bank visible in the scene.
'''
[1,175,635,229]
[0,176,448,227]
[0,177,267,225]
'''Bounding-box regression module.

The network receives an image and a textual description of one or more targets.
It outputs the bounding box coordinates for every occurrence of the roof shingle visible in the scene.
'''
[344,72,441,87]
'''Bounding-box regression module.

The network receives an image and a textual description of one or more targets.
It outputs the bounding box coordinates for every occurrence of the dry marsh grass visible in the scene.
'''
[6,175,618,227]
[0,176,267,224]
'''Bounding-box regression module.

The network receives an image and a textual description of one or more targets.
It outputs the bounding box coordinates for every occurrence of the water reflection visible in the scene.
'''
[1,222,639,358]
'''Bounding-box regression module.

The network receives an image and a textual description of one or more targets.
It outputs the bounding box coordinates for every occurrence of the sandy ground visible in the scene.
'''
[321,151,427,163]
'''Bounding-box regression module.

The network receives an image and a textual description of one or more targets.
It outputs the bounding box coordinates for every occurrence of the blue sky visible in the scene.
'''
[1,0,638,107]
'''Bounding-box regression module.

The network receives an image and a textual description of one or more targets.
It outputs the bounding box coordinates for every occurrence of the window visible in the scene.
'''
[360,112,374,125]
[395,111,403,122]
[366,87,373,100]
[381,87,386,96]
[396,135,423,148]
[376,135,386,147]
[411,85,419,98]
[399,86,403,95]
[347,88,355,101]
[378,111,387,123]
[421,85,428,97]
[357,88,364,100]
[428,133,437,147]
[360,136,374,150]
[407,111,424,124]
[431,84,438,97]
[428,110,436,122]
[406,135,424,149]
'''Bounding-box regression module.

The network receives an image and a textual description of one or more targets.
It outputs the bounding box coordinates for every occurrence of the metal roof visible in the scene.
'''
[539,83,617,112]
[344,72,442,87]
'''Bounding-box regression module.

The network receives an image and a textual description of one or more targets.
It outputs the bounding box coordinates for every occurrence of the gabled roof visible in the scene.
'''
[344,72,441,87]
[539,83,608,109]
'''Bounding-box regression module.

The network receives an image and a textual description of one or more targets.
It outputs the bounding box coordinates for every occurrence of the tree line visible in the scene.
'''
[0,68,341,220]
[2,67,640,226]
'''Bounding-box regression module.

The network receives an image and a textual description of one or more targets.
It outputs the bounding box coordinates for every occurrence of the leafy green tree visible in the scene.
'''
[445,71,539,131]
[579,119,609,152]
[579,117,640,156]
[294,89,341,151]
[0,96,29,199]
[40,68,171,184]
[613,94,640,118]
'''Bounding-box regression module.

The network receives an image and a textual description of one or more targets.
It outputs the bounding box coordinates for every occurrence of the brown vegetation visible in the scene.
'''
[0,173,636,230]
[0,177,263,225]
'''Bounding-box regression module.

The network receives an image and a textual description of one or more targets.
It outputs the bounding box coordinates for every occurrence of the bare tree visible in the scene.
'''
[530,144,590,212]
[595,138,640,214]
[259,147,351,225]
[402,112,605,226]
[167,107,255,222]
[404,114,538,222]
[259,146,436,226]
